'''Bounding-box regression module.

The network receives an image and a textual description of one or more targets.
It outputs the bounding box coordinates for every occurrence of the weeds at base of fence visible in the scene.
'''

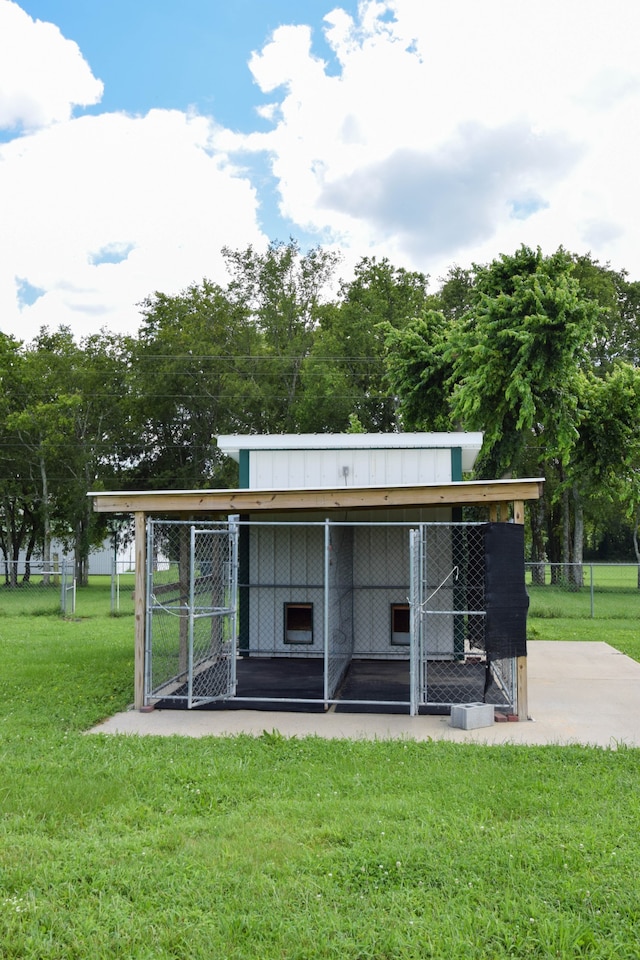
[529,605,565,620]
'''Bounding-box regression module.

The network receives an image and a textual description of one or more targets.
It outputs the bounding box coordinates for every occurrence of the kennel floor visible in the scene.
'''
[154,657,509,714]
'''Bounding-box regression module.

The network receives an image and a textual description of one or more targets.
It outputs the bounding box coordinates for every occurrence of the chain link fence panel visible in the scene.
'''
[526,563,640,619]
[416,524,516,712]
[1,559,73,615]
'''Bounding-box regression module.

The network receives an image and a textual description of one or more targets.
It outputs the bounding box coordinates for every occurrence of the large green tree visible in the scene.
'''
[447,246,600,480]
[297,257,429,432]
[0,328,131,584]
[131,280,264,488]
[385,246,604,566]
[223,239,340,432]
[572,363,640,581]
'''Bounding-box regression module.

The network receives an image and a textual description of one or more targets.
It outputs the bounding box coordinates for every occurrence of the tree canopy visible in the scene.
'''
[2,239,640,574]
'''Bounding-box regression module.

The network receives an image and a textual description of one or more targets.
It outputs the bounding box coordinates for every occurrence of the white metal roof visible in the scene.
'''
[216,432,484,472]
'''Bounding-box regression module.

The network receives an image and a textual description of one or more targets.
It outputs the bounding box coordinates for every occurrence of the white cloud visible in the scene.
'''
[0,3,266,342]
[0,109,265,340]
[230,0,640,280]
[321,123,582,259]
[4,0,640,344]
[0,0,103,130]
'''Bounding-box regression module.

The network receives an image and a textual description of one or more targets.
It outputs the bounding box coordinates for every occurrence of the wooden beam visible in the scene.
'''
[134,511,146,710]
[90,478,544,516]
[517,656,528,722]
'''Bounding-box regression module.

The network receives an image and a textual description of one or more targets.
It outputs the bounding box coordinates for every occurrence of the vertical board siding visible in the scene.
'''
[249,448,453,489]
[352,526,411,657]
[249,525,324,655]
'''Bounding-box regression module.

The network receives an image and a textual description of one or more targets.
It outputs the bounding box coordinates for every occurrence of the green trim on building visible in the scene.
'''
[239,449,250,489]
[451,447,463,482]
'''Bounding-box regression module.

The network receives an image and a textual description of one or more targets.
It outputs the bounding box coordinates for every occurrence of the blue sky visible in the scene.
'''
[18,0,358,127]
[2,0,640,341]
[13,0,361,248]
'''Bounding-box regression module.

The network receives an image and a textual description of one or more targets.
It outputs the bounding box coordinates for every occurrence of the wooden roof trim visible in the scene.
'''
[90,478,544,515]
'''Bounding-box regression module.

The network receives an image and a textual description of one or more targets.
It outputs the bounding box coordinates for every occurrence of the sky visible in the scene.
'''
[2,0,640,343]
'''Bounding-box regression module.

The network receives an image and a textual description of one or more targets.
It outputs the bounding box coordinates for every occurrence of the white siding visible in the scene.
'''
[249,447,452,489]
[352,525,411,657]
[249,525,324,656]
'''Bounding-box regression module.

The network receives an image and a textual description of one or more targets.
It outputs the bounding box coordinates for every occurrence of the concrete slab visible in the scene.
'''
[88,641,640,748]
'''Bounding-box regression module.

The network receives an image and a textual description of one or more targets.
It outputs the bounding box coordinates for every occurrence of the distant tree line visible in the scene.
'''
[2,240,640,583]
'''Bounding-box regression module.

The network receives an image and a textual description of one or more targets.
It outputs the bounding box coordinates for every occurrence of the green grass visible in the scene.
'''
[526,564,640,620]
[1,590,640,958]
[0,575,135,618]
[528,616,640,661]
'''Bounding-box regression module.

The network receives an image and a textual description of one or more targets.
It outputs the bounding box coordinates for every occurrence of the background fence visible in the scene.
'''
[1,559,75,615]
[6,556,639,624]
[526,563,640,619]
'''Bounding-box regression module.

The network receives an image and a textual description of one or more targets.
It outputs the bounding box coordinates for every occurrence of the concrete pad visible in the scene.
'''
[88,641,640,748]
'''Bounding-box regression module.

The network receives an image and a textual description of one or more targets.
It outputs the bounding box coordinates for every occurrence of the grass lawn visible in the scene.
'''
[0,590,639,958]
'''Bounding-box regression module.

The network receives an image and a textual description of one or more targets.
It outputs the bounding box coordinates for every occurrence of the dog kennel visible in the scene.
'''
[141,515,528,715]
[90,432,543,718]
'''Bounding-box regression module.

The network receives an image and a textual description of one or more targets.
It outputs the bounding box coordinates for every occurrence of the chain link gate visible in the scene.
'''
[411,522,518,714]
[145,519,239,708]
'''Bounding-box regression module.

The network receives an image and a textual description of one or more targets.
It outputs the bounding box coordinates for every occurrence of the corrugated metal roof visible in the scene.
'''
[217,432,484,473]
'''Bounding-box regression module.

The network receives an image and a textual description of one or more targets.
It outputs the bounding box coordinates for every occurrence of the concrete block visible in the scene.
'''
[450,702,494,730]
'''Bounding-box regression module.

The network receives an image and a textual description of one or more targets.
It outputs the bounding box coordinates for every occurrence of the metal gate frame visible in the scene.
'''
[410,522,517,714]
[145,519,239,708]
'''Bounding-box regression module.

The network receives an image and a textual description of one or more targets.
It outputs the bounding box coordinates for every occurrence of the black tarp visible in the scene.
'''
[483,522,529,659]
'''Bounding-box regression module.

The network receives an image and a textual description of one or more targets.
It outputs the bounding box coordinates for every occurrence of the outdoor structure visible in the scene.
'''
[90,433,543,719]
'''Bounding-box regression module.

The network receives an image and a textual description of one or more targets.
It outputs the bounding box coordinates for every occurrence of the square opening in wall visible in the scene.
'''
[391,603,410,645]
[284,603,314,644]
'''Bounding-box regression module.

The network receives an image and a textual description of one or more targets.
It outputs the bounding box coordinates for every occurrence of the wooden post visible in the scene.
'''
[489,504,498,522]
[134,511,146,710]
[513,500,528,720]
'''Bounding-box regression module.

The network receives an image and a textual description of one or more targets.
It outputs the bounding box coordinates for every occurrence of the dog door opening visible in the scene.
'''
[391,603,410,645]
[284,603,314,644]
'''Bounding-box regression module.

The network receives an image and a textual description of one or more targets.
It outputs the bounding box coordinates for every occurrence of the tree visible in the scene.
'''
[131,280,264,489]
[425,264,475,322]
[0,333,33,581]
[16,328,133,585]
[223,239,340,432]
[383,309,454,432]
[384,245,604,569]
[572,363,640,583]
[6,392,81,581]
[298,257,429,432]
[571,253,640,370]
[0,327,131,585]
[446,247,599,479]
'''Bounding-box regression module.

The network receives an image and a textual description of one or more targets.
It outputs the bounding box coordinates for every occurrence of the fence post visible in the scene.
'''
[323,519,330,711]
[134,511,146,710]
[111,556,116,615]
[590,564,594,618]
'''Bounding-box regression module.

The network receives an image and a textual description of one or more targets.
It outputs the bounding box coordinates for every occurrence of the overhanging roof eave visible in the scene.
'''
[89,478,544,515]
